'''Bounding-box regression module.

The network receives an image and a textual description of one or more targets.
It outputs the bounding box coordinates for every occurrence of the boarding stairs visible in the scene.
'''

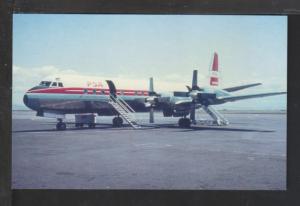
[202,105,229,126]
[108,94,141,129]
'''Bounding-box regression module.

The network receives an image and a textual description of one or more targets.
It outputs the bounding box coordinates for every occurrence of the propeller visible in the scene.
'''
[173,70,204,123]
[189,70,199,123]
[145,77,160,123]
[149,77,155,123]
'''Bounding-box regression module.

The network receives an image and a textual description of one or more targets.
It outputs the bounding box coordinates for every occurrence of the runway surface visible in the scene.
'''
[12,110,286,190]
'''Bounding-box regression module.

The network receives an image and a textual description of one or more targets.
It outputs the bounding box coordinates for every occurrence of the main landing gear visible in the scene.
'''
[112,116,123,127]
[56,118,66,130]
[178,117,191,128]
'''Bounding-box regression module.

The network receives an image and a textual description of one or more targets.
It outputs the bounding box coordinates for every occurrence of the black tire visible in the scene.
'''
[112,117,123,127]
[60,123,66,130]
[56,122,66,130]
[184,118,191,128]
[118,117,123,125]
[178,118,191,128]
[178,118,183,127]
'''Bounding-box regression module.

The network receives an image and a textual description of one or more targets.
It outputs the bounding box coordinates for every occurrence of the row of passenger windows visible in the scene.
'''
[83,89,146,95]
[52,82,64,87]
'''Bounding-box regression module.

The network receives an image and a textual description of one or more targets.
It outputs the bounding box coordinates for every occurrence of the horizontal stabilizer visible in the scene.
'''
[218,92,286,102]
[223,83,262,92]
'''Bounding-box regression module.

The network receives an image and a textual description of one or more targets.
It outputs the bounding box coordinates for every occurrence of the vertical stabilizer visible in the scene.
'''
[212,52,218,71]
[209,52,219,87]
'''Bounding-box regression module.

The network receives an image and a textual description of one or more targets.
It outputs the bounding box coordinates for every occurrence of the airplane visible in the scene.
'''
[23,52,286,130]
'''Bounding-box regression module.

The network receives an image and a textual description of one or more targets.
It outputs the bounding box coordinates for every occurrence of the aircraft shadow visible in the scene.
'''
[12,123,159,133]
[160,124,274,133]
[13,122,274,133]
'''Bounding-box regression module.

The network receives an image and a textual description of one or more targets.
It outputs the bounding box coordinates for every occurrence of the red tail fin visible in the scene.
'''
[212,52,218,71]
[210,52,219,86]
[210,77,219,86]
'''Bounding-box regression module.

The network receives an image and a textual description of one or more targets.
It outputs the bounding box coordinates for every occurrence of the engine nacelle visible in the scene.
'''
[197,93,216,105]
[197,93,216,99]
[145,96,158,106]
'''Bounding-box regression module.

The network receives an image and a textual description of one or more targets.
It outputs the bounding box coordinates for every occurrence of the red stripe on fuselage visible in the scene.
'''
[27,87,149,96]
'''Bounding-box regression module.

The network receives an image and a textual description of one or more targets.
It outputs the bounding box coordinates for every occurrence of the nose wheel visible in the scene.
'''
[178,117,191,128]
[56,122,66,130]
[112,116,123,127]
[56,118,66,130]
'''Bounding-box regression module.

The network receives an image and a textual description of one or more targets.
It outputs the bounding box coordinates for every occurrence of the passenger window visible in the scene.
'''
[52,82,57,87]
[58,82,63,87]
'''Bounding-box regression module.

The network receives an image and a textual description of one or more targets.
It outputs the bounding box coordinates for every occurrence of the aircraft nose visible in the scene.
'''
[23,94,29,107]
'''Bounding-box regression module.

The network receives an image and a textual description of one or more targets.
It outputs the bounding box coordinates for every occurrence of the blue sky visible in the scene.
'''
[13,14,287,110]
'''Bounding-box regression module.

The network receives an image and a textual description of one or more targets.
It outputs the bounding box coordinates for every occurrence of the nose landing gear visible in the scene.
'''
[178,117,191,128]
[56,118,66,130]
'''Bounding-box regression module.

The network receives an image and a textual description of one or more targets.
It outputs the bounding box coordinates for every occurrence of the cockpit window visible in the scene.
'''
[58,82,63,87]
[52,82,57,87]
[39,81,52,87]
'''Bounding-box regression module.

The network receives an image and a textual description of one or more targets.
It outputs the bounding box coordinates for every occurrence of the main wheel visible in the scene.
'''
[56,122,66,130]
[178,118,191,128]
[112,117,123,127]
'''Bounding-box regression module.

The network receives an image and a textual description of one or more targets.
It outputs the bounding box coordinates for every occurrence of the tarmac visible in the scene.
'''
[12,110,286,190]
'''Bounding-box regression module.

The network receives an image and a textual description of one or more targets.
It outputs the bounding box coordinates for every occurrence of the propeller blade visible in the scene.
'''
[149,77,154,92]
[149,77,155,123]
[149,107,154,123]
[190,105,196,124]
[192,70,198,89]
[186,85,192,92]
[190,70,203,91]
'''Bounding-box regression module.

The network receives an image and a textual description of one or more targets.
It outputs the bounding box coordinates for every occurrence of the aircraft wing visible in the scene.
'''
[223,83,261,92]
[218,92,286,102]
